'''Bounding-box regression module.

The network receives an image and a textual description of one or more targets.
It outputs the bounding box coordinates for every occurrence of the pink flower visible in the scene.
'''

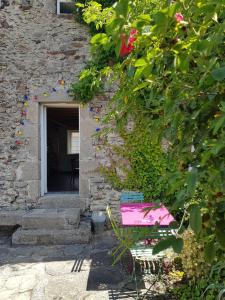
[175,13,184,23]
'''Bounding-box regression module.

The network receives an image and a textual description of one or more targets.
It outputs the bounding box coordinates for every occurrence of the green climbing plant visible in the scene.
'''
[74,0,225,261]
[70,0,119,103]
[101,116,176,203]
[70,0,225,296]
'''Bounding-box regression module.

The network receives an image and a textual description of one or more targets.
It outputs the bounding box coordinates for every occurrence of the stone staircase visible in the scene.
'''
[0,195,92,246]
[36,194,88,211]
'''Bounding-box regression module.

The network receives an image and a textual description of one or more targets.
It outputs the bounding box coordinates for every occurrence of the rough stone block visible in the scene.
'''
[19,161,40,181]
[22,208,80,230]
[27,180,40,202]
[53,222,91,244]
[79,160,98,175]
[80,177,91,197]
[12,221,91,245]
[0,210,25,226]
[12,229,53,246]
[26,102,39,124]
[26,137,40,160]
[24,124,39,139]
[37,195,87,212]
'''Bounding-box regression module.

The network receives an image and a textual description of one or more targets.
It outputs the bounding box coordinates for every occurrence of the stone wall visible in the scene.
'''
[0,0,122,215]
[0,0,90,209]
[86,91,124,217]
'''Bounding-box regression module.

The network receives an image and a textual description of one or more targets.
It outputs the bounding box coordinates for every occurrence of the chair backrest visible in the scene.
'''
[71,158,79,170]
[120,192,144,203]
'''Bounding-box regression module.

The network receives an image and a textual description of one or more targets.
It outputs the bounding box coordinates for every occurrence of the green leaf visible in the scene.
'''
[211,66,225,81]
[176,54,189,73]
[212,114,225,134]
[177,225,185,235]
[115,37,122,57]
[218,202,225,213]
[133,82,149,92]
[166,3,180,18]
[201,151,212,166]
[135,58,148,67]
[127,66,135,77]
[132,14,151,28]
[171,238,183,253]
[152,11,168,34]
[218,289,225,300]
[210,142,225,155]
[75,2,84,8]
[91,33,108,45]
[153,236,183,254]
[153,236,174,255]
[137,14,151,22]
[216,221,225,249]
[205,241,216,263]
[106,17,125,35]
[134,66,146,80]
[220,102,225,113]
[189,204,202,235]
[201,284,218,299]
[186,169,198,195]
[115,0,129,18]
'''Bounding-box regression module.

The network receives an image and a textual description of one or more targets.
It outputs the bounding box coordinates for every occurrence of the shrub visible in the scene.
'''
[180,229,210,279]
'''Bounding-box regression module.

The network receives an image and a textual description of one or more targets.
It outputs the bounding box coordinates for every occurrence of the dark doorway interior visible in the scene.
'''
[47,107,79,192]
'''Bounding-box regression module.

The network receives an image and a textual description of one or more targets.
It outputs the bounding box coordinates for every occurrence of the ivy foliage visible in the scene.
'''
[78,0,225,262]
[70,45,116,103]
[70,1,119,103]
[101,116,176,202]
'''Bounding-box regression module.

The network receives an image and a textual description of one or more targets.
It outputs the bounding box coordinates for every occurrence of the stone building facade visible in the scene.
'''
[0,0,121,244]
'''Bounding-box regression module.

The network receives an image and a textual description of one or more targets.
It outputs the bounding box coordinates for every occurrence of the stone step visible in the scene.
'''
[0,210,25,226]
[12,221,91,245]
[22,208,80,230]
[37,195,88,212]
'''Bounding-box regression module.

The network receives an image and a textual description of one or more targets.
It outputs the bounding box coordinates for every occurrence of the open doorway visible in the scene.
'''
[46,107,79,192]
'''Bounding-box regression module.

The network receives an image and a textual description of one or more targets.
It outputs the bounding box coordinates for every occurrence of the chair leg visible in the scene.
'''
[140,259,163,300]
[118,257,141,300]
[133,257,142,299]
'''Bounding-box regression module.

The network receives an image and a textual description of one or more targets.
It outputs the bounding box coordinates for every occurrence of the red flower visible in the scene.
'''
[120,29,138,57]
[175,13,184,23]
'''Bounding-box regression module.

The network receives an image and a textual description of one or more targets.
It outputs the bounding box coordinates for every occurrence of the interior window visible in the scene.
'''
[67,131,80,154]
[57,0,75,14]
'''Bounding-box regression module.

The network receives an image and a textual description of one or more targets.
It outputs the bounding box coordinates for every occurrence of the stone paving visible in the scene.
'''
[0,231,131,300]
[0,231,171,300]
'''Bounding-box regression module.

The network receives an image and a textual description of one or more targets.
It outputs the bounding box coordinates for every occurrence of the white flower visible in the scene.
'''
[188,165,193,172]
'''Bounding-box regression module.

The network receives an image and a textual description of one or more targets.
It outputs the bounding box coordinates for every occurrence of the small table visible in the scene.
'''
[120,202,174,227]
[119,202,175,299]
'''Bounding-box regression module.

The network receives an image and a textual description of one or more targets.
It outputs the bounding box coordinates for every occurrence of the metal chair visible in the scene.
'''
[70,158,79,185]
[120,192,144,203]
[107,192,175,299]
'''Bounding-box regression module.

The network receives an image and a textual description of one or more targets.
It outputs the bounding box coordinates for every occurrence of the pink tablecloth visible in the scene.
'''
[120,203,174,226]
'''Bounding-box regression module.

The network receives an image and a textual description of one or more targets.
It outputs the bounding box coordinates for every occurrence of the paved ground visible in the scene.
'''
[0,230,170,300]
